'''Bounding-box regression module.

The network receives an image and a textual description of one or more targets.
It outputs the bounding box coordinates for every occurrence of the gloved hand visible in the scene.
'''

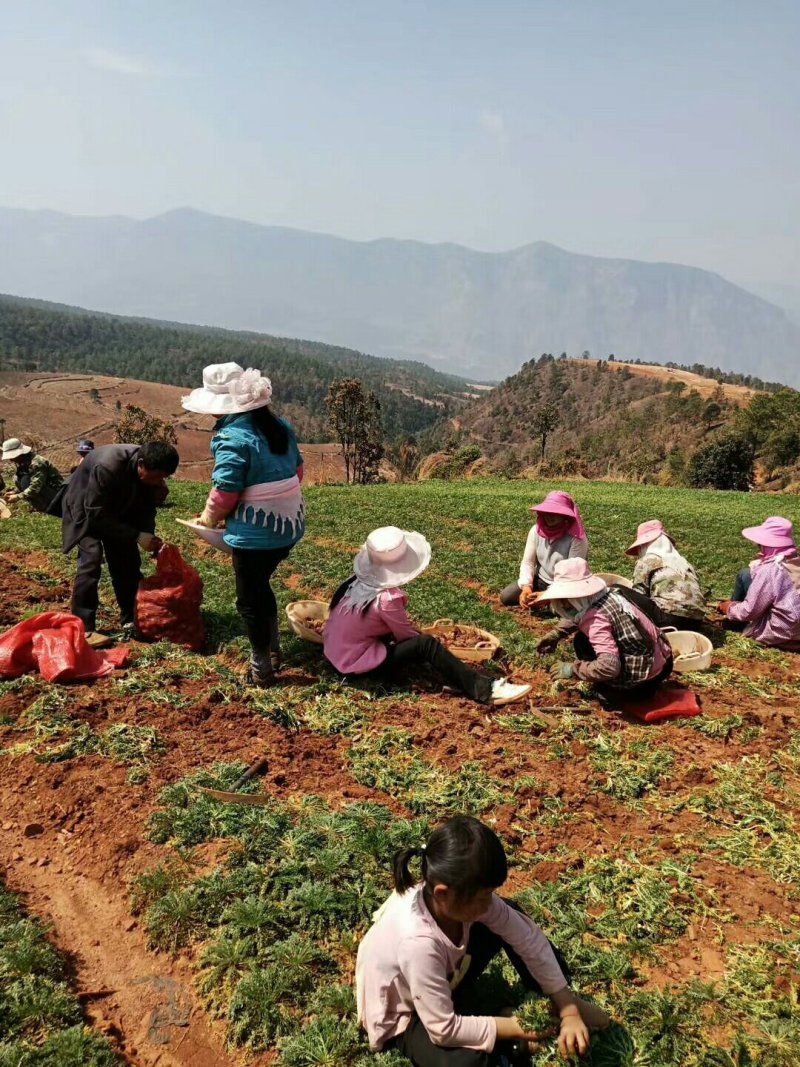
[549,661,574,680]
[537,631,562,654]
[137,532,163,553]
[717,600,734,615]
[519,585,536,609]
[195,508,216,528]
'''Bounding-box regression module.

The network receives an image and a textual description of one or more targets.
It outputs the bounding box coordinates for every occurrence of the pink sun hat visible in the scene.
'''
[529,490,579,518]
[536,558,607,602]
[741,516,796,549]
[626,518,670,556]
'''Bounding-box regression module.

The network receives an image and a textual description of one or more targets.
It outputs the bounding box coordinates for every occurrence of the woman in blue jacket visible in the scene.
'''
[183,363,305,686]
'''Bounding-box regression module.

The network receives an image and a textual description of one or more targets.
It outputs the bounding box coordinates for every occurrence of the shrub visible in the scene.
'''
[687,434,754,490]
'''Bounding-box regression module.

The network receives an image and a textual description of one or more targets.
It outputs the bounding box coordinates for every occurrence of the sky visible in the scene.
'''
[1,0,798,295]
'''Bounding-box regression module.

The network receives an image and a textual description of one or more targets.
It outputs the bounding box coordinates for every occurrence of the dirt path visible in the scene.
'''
[3,846,232,1067]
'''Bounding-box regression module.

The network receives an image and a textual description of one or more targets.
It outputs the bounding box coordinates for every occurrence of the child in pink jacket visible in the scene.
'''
[356,815,609,1065]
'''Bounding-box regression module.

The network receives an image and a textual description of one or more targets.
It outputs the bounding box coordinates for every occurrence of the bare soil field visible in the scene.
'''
[0,371,347,484]
[565,359,757,404]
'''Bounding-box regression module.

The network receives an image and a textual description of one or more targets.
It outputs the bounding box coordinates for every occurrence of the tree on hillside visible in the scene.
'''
[531,402,560,461]
[687,434,754,491]
[394,436,421,481]
[735,390,800,473]
[114,405,178,447]
[326,377,384,484]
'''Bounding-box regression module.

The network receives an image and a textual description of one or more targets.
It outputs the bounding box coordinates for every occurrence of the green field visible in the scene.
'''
[1,478,799,1066]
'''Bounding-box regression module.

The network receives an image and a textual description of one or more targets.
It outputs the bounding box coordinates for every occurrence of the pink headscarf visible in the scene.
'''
[530,490,587,543]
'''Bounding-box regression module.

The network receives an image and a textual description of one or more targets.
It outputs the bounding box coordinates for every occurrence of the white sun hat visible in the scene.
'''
[2,438,33,461]
[181,362,273,416]
[353,526,432,588]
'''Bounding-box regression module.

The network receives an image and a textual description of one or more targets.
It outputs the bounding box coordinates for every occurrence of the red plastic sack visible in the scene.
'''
[620,682,702,723]
[0,612,129,682]
[136,544,205,651]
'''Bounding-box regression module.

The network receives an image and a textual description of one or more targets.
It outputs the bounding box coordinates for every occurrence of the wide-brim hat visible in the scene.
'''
[353,526,432,588]
[529,490,577,518]
[741,516,795,549]
[536,558,607,601]
[626,518,669,556]
[1,438,32,461]
[182,362,274,416]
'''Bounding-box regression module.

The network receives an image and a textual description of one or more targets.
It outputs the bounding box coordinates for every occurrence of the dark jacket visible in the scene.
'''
[62,445,156,552]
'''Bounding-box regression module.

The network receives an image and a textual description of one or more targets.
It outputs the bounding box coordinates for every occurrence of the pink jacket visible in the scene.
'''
[355,885,567,1052]
[324,587,419,674]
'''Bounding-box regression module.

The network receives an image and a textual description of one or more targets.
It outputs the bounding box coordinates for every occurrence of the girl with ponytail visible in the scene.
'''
[356,815,609,1065]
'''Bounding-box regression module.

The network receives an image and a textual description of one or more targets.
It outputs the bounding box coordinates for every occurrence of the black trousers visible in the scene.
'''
[386,911,571,1067]
[381,635,493,704]
[231,546,292,655]
[71,534,142,631]
[574,631,673,700]
[499,574,547,607]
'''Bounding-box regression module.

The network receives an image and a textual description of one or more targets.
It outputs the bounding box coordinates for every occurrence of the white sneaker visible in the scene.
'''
[490,679,532,707]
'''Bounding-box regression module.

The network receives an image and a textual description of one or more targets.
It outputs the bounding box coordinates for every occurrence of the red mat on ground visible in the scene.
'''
[0,611,129,682]
[618,682,702,723]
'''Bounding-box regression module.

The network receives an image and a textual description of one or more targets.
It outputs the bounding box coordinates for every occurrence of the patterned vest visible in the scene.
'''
[593,588,656,689]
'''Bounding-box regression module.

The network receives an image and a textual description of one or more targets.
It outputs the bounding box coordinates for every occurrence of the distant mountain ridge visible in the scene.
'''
[1,205,798,385]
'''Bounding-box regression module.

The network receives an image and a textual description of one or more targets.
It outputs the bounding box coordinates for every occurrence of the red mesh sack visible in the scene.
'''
[136,544,205,651]
[0,611,129,682]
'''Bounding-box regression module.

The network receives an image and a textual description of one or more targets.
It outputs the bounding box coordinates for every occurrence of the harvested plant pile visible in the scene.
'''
[426,623,494,650]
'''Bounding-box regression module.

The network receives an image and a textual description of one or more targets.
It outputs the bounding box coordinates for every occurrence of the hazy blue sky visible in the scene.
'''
[1,1,798,291]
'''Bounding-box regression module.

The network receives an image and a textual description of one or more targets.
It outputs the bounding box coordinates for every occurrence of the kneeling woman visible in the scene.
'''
[500,491,589,609]
[537,559,673,698]
[324,527,531,707]
[719,517,800,650]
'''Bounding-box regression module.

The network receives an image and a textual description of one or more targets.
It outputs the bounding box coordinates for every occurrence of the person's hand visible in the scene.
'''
[550,661,574,680]
[537,631,562,654]
[718,599,734,615]
[519,585,537,609]
[137,532,162,553]
[558,1009,590,1058]
[575,999,611,1030]
[195,508,216,528]
[5,491,19,502]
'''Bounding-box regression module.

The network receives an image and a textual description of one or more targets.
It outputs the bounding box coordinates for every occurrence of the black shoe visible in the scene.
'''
[247,665,276,688]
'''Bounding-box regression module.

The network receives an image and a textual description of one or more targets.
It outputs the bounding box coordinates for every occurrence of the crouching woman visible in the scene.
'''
[537,559,673,699]
[356,815,609,1065]
[719,517,800,650]
[324,527,531,707]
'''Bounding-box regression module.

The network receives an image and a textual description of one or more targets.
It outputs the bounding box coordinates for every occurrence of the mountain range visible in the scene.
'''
[1,206,798,385]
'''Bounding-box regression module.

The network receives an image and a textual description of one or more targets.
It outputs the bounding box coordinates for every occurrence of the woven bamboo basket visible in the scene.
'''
[286,600,329,644]
[421,618,501,663]
[596,571,633,589]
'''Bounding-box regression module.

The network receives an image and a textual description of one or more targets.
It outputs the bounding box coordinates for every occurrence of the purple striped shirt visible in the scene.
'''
[727,559,800,650]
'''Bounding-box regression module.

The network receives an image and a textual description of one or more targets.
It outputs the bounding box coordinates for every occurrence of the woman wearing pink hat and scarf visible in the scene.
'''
[719,517,800,650]
[500,491,589,609]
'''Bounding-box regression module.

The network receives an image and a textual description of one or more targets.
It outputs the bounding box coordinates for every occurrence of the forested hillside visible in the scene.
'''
[0,294,470,441]
[433,355,746,483]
